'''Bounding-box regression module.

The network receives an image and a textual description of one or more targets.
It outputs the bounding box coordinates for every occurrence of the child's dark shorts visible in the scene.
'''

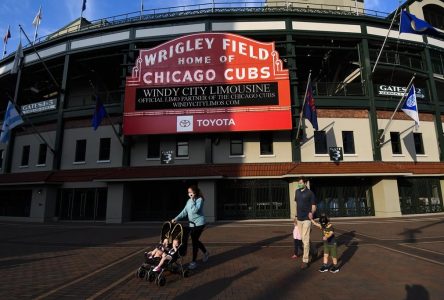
[323,242,337,258]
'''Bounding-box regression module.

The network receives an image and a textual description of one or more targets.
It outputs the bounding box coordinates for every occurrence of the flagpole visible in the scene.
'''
[371,5,401,76]
[295,70,312,141]
[2,43,5,59]
[5,95,56,154]
[377,73,416,145]
[140,0,144,20]
[19,25,60,91]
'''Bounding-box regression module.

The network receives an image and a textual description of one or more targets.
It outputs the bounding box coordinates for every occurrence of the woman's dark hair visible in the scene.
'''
[188,185,204,199]
[319,213,329,226]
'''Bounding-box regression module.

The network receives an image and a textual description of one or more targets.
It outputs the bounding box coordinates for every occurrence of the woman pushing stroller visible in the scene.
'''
[172,185,209,270]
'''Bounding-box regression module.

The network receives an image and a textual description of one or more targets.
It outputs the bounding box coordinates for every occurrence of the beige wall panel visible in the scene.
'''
[300,117,373,162]
[378,120,440,162]
[60,126,123,170]
[372,179,402,217]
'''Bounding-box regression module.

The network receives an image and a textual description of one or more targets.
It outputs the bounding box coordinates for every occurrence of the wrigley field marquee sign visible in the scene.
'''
[123,33,291,134]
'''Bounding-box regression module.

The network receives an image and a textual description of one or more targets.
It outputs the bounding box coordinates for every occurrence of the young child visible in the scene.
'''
[153,239,180,272]
[145,238,170,260]
[311,214,340,273]
[292,217,303,259]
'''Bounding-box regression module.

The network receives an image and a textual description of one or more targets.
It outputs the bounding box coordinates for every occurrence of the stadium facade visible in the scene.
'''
[0,0,443,223]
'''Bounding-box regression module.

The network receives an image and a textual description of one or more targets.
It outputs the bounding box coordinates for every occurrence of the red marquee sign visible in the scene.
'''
[124,33,291,135]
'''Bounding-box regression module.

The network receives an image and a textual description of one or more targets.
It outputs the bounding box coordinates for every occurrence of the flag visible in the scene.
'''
[10,41,24,74]
[3,26,11,44]
[0,101,24,144]
[32,6,42,26]
[401,84,419,127]
[399,10,441,37]
[82,0,87,12]
[92,97,106,130]
[303,82,318,131]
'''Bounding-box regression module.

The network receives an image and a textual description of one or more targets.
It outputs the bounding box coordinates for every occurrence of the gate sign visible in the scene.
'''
[124,33,292,135]
[329,147,343,162]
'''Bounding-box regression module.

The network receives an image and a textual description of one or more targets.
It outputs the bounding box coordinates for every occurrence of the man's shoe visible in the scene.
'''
[330,265,340,273]
[203,251,210,263]
[188,261,197,270]
[300,262,308,269]
[319,264,329,272]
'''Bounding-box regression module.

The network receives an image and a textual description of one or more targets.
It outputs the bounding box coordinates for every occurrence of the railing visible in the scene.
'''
[299,81,366,97]
[25,1,389,49]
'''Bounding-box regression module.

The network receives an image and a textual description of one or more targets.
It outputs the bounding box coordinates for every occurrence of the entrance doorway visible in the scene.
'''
[56,188,107,220]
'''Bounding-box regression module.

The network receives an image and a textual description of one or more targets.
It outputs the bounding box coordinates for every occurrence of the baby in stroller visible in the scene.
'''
[136,221,189,286]
[145,238,170,260]
[152,239,179,272]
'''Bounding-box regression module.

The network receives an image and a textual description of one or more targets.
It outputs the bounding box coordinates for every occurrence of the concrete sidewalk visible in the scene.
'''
[0,215,443,299]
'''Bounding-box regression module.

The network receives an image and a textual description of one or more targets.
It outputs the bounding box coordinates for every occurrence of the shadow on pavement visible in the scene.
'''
[336,230,358,269]
[0,254,74,270]
[405,284,429,300]
[175,267,257,300]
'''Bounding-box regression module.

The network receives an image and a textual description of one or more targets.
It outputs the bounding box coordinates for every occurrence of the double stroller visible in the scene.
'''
[136,221,189,286]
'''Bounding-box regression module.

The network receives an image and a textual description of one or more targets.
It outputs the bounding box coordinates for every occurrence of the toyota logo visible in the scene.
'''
[179,120,191,127]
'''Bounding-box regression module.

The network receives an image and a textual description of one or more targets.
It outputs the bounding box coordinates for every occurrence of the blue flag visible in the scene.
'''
[401,85,419,127]
[303,82,318,131]
[0,101,24,143]
[92,97,106,130]
[399,11,441,37]
[82,0,87,12]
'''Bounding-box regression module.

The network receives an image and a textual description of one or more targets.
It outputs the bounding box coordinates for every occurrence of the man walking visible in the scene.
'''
[295,177,317,269]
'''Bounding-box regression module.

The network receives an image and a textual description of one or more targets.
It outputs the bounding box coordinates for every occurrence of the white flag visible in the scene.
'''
[0,101,24,144]
[401,85,419,127]
[33,6,42,26]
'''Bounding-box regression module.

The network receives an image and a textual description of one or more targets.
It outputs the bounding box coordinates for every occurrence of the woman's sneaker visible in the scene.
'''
[330,265,340,273]
[188,261,197,269]
[203,251,210,263]
[319,264,329,272]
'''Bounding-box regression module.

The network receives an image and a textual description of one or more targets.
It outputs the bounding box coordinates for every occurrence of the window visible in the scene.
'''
[260,132,273,155]
[75,139,87,162]
[390,132,402,154]
[314,131,327,154]
[176,138,189,157]
[230,135,243,156]
[0,149,3,169]
[98,138,111,161]
[21,145,30,166]
[147,136,160,158]
[413,133,425,155]
[342,131,355,154]
[37,144,47,165]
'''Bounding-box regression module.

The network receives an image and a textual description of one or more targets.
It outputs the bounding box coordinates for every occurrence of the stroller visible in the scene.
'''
[136,221,189,286]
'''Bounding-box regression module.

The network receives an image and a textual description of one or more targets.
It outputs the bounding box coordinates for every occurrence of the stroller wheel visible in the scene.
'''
[158,276,166,287]
[183,270,190,278]
[136,267,146,279]
[148,272,156,282]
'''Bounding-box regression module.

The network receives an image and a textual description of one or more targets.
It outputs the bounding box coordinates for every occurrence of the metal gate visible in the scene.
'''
[217,179,290,220]
[398,178,443,214]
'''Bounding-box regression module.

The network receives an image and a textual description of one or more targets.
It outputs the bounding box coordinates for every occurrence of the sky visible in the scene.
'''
[1,0,403,56]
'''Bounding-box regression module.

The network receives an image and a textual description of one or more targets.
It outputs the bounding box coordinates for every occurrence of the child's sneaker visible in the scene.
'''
[153,266,160,272]
[203,251,210,263]
[319,264,329,272]
[291,254,298,259]
[330,265,340,273]
[188,261,197,269]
